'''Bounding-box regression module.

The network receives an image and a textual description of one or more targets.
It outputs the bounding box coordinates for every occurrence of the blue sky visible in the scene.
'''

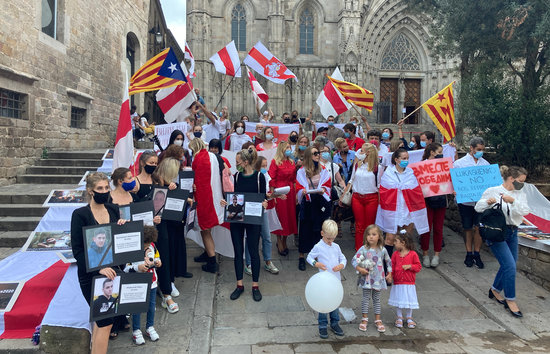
[160,0,186,48]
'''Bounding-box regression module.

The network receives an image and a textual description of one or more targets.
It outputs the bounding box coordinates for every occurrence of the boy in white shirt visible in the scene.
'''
[307,219,347,339]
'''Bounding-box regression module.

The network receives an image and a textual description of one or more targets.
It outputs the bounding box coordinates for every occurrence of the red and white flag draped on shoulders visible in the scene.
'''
[375,165,429,234]
[295,167,332,203]
[191,149,225,230]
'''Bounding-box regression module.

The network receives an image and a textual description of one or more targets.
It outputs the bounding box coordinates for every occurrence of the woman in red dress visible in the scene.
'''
[268,141,297,255]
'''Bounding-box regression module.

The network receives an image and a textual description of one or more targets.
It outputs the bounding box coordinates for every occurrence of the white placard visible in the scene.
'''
[245,202,263,217]
[132,211,154,226]
[165,197,185,212]
[114,232,142,254]
[180,178,194,192]
[119,283,148,304]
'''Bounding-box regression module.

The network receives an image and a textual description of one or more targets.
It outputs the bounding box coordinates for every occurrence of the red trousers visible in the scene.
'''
[421,206,446,252]
[351,192,379,251]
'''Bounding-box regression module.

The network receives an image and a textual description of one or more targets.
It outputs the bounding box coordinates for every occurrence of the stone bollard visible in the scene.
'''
[39,325,90,354]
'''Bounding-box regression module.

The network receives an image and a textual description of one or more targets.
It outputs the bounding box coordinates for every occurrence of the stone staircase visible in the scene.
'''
[0,150,104,248]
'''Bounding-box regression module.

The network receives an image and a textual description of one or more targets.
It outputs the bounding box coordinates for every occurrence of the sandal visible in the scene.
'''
[406,318,417,329]
[109,331,118,340]
[162,295,179,314]
[358,318,368,332]
[374,320,386,333]
[395,317,403,328]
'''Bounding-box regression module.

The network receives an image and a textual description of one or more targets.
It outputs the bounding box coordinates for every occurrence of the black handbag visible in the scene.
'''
[479,197,508,242]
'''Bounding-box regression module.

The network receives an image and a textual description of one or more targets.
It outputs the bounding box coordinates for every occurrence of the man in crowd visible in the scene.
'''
[343,123,365,152]
[326,115,345,143]
[333,138,356,183]
[92,278,118,318]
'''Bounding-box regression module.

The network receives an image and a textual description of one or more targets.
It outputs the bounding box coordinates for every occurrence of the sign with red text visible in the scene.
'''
[409,157,454,197]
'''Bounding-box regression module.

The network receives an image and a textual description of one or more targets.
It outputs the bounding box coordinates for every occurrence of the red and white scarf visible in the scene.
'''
[296,167,331,203]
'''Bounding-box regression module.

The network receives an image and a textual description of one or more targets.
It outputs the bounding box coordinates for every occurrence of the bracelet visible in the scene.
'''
[312,260,317,266]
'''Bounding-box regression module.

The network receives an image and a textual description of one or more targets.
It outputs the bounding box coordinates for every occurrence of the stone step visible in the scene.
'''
[26,166,91,176]
[0,217,42,231]
[0,184,75,204]
[0,231,31,248]
[36,158,103,167]
[47,151,105,160]
[0,204,47,217]
[135,140,154,149]
[16,174,82,184]
[0,193,49,205]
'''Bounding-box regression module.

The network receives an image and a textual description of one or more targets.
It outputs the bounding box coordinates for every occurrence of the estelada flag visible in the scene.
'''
[421,82,456,142]
[129,47,187,95]
[244,41,298,84]
[326,75,374,112]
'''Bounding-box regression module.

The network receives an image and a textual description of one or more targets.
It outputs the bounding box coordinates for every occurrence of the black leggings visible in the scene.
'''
[155,220,173,295]
[231,223,261,282]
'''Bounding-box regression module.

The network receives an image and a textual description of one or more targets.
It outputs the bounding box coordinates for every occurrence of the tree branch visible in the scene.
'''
[506,59,524,81]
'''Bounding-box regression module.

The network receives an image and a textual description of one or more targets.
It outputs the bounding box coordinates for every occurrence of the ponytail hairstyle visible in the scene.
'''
[500,165,528,180]
[237,147,258,167]
[391,148,408,166]
[422,143,443,161]
[85,172,110,202]
[111,168,131,187]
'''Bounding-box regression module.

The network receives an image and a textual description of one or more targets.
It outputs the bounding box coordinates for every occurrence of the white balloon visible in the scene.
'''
[304,271,344,313]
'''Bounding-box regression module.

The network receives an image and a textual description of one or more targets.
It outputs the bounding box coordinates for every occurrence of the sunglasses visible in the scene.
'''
[312,151,320,156]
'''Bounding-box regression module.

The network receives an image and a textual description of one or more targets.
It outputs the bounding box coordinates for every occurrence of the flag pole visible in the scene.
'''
[214,67,240,112]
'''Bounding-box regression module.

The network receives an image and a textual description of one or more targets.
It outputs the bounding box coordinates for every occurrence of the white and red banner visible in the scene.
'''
[184,42,196,78]
[316,67,351,119]
[112,77,134,171]
[209,40,242,77]
[247,67,268,110]
[244,122,299,143]
[156,80,196,123]
[409,157,454,197]
[523,183,550,233]
[244,41,298,84]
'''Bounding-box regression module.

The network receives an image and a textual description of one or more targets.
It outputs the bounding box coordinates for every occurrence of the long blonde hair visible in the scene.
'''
[357,143,379,172]
[273,141,292,166]
[188,138,206,155]
[153,157,180,185]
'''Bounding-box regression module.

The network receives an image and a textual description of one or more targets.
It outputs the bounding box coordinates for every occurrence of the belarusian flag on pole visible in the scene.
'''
[112,74,134,171]
[421,82,456,142]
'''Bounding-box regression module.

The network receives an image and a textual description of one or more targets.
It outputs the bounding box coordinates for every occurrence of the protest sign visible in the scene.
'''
[450,164,502,204]
[409,157,454,197]
[224,193,264,225]
[154,122,189,151]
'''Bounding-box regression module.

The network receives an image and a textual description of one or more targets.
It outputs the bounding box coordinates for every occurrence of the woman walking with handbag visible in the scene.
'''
[475,166,530,317]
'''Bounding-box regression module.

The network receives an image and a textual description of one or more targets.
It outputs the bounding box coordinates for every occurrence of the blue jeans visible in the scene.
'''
[488,227,518,300]
[318,309,340,329]
[132,287,157,331]
[245,212,272,265]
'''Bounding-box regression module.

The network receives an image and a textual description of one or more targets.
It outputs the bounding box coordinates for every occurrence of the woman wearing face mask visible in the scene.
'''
[475,166,530,318]
[376,148,429,262]
[135,151,159,202]
[288,131,299,152]
[419,143,448,268]
[71,172,127,352]
[160,130,191,166]
[381,128,394,148]
[268,141,298,256]
[111,168,140,205]
[347,143,383,251]
[397,121,420,151]
[319,145,346,192]
[295,145,332,271]
[256,127,278,151]
[228,121,252,152]
[294,135,310,167]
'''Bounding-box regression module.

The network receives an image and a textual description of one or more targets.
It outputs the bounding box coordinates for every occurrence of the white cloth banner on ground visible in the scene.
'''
[186,226,234,258]
[35,206,77,232]
[154,122,190,151]
[381,144,456,168]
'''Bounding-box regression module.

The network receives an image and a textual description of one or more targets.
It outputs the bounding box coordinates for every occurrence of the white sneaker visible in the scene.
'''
[264,262,279,274]
[244,265,252,276]
[171,282,180,297]
[423,255,431,268]
[431,255,440,268]
[133,329,145,345]
[145,326,159,342]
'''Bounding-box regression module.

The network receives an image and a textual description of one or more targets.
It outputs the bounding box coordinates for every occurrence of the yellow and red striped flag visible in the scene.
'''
[129,48,187,95]
[326,75,374,112]
[421,82,456,142]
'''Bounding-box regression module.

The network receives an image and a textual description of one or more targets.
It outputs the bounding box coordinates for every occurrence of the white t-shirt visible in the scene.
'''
[229,133,252,152]
[202,119,222,143]
[131,112,139,129]
[351,163,380,195]
[219,119,231,135]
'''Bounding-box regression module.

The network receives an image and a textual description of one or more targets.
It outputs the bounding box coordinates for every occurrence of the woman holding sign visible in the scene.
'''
[71,172,126,353]
[475,166,530,318]
[419,144,447,268]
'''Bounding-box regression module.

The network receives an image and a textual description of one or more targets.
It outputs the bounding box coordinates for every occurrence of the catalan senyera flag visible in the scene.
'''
[129,48,187,95]
[326,75,374,112]
[421,82,456,142]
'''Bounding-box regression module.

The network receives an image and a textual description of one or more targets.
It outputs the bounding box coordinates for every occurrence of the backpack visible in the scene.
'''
[479,197,507,243]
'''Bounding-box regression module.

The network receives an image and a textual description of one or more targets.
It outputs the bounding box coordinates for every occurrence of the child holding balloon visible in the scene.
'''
[352,224,392,333]
[307,219,347,339]
[388,230,421,329]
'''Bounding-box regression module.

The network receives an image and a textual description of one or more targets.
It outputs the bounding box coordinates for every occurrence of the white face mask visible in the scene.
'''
[356,152,366,161]
[265,134,273,141]
[236,127,244,134]
[174,140,183,146]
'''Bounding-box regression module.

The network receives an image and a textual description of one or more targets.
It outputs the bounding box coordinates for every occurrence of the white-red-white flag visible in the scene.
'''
[113,74,134,171]
[184,42,196,78]
[243,41,298,84]
[246,66,268,110]
[209,41,242,77]
[156,63,196,123]
[316,67,351,119]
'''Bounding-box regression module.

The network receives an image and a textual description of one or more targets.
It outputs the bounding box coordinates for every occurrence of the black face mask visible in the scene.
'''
[193,132,202,138]
[92,191,110,204]
[284,118,291,123]
[435,154,444,159]
[144,164,156,174]
[513,181,524,190]
[289,135,298,143]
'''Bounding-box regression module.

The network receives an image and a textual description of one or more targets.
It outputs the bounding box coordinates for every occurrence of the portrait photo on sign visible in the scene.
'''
[102,149,114,160]
[85,226,113,270]
[0,281,25,312]
[21,231,71,252]
[225,193,244,222]
[43,190,87,207]
[152,188,168,216]
[91,276,120,320]
[119,204,131,221]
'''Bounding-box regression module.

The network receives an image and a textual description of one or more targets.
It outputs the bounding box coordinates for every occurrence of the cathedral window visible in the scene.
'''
[299,8,314,54]
[41,0,58,39]
[380,33,420,71]
[231,4,247,51]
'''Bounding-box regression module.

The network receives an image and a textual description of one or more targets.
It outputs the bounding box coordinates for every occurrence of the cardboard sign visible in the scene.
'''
[450,164,502,204]
[224,193,264,225]
[162,189,190,222]
[409,157,454,197]
[154,122,189,152]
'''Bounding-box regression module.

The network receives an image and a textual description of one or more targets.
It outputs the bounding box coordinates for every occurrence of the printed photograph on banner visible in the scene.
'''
[57,250,76,263]
[102,149,114,160]
[0,281,26,312]
[119,204,131,221]
[21,231,71,252]
[43,189,87,207]
[79,171,112,186]
[225,194,244,222]
[152,188,168,216]
[91,276,120,320]
[85,226,113,269]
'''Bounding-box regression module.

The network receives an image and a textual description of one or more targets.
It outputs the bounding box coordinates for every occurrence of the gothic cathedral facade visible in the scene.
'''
[186,0,459,132]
